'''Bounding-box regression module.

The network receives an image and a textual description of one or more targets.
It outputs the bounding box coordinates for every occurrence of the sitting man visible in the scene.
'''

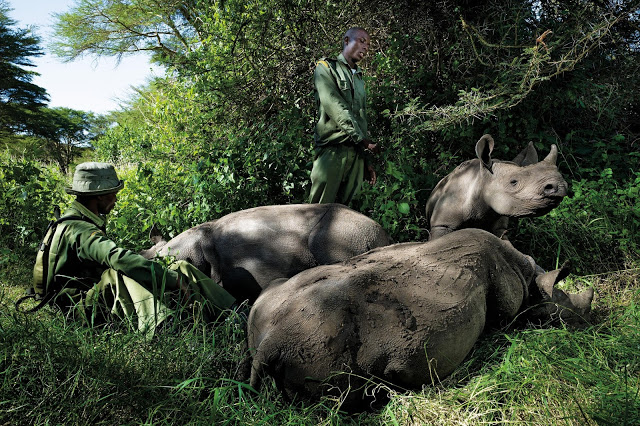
[27,162,238,335]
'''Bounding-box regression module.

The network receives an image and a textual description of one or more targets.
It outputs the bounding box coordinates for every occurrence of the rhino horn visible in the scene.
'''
[512,141,539,166]
[543,144,559,165]
[475,134,495,170]
[535,261,571,297]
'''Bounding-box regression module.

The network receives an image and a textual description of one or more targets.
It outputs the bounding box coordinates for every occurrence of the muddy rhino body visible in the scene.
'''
[141,203,392,303]
[248,229,593,407]
[426,134,568,240]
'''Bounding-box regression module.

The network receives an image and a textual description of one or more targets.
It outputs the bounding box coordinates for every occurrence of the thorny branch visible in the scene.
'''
[393,12,624,133]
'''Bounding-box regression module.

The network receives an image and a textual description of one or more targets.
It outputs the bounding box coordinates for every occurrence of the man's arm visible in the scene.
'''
[73,225,182,291]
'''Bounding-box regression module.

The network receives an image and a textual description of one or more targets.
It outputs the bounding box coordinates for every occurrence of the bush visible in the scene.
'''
[101,109,312,250]
[514,168,640,274]
[0,153,70,254]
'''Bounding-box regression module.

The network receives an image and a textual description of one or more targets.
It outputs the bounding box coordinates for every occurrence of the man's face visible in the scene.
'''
[96,192,117,215]
[343,30,370,68]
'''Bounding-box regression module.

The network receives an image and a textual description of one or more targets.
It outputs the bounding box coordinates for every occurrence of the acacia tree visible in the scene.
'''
[0,0,49,143]
[32,107,102,173]
[383,1,640,136]
[51,0,202,65]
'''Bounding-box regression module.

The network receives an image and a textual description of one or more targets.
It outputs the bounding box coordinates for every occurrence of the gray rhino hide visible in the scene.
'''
[141,203,392,303]
[426,134,568,240]
[248,228,593,408]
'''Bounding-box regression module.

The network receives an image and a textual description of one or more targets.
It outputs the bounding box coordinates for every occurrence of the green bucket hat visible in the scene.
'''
[65,162,124,195]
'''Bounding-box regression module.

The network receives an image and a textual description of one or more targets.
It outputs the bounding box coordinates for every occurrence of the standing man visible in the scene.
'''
[308,27,381,205]
[25,162,238,336]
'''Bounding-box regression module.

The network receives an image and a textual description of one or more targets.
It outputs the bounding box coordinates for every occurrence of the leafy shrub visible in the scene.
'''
[59,0,640,268]
[514,168,640,274]
[0,153,70,252]
[101,108,312,250]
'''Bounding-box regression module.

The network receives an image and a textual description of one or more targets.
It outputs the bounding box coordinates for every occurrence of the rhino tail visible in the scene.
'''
[249,331,271,391]
[139,224,168,259]
[250,345,278,392]
[249,338,287,396]
[249,357,264,391]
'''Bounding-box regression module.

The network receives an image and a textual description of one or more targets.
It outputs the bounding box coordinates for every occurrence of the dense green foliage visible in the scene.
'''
[47,0,640,271]
[515,168,640,273]
[0,153,70,257]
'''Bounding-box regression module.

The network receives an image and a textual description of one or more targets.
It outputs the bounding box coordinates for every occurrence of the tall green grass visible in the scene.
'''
[2,255,639,425]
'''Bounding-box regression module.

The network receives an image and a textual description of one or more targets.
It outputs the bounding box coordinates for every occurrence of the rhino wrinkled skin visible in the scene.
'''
[141,203,392,303]
[248,229,593,408]
[426,134,568,240]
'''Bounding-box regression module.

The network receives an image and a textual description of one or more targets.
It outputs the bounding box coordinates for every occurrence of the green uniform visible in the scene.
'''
[309,53,369,205]
[44,200,236,334]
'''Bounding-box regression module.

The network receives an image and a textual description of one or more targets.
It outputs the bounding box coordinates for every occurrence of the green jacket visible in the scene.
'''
[314,53,368,147]
[44,200,179,293]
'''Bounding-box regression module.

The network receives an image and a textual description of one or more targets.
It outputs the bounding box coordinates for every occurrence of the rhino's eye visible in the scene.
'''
[510,179,518,186]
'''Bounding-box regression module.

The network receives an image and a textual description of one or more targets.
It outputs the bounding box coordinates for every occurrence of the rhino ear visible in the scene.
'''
[535,260,571,298]
[543,144,559,164]
[475,134,495,170]
[512,141,539,166]
[148,223,166,244]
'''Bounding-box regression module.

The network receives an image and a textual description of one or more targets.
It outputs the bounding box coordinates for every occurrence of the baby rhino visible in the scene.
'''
[248,229,593,409]
[141,203,392,303]
[426,134,568,240]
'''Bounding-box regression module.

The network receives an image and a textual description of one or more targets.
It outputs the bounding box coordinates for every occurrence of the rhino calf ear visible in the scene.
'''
[535,261,571,297]
[475,134,495,170]
[531,261,593,326]
[512,141,539,166]
[148,223,166,244]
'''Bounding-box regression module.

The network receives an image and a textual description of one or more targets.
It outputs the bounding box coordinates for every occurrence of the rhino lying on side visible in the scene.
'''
[426,134,568,240]
[141,203,392,303]
[248,229,593,408]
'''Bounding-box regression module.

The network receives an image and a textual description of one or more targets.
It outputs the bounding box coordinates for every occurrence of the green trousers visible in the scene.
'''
[56,260,236,335]
[308,144,365,205]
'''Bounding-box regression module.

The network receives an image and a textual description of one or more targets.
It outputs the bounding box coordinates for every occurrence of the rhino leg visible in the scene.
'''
[489,216,511,240]
[428,225,454,240]
[219,267,264,303]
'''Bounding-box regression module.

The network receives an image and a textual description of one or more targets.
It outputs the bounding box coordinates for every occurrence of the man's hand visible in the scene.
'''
[361,139,381,154]
[365,164,377,185]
